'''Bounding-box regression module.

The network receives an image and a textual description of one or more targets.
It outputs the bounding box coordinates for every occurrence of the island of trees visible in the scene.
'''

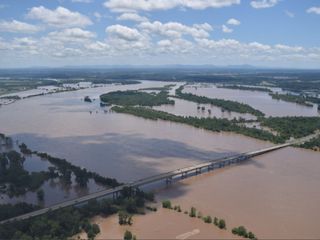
[100,90,174,107]
[269,93,313,107]
[217,85,272,93]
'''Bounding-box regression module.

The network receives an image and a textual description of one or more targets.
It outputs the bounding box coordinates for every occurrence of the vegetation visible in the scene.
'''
[175,85,265,117]
[232,226,257,239]
[162,200,172,209]
[203,215,212,223]
[0,187,152,240]
[269,93,313,107]
[112,106,283,143]
[218,85,272,93]
[189,206,197,217]
[139,84,176,91]
[0,203,40,221]
[261,116,320,139]
[0,151,51,196]
[124,230,137,240]
[100,90,174,107]
[299,136,320,151]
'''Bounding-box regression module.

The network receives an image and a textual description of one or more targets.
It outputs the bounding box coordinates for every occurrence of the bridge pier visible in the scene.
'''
[166,177,173,186]
[181,172,188,179]
[207,164,214,171]
[112,191,119,200]
[195,168,201,175]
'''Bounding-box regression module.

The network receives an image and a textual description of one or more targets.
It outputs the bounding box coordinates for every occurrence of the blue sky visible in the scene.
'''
[0,0,319,68]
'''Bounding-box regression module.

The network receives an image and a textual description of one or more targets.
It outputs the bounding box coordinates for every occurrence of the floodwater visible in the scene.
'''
[90,147,320,239]
[185,84,320,117]
[154,97,256,120]
[1,80,319,238]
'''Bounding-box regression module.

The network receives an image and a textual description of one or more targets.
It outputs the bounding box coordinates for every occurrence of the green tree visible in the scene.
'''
[189,207,197,217]
[37,189,44,201]
[162,200,172,209]
[124,230,133,240]
[218,219,226,229]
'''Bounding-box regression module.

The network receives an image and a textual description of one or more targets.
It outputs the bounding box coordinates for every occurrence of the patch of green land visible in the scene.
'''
[100,90,174,107]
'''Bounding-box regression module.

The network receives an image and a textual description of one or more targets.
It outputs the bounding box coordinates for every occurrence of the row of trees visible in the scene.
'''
[175,85,265,117]
[112,106,284,143]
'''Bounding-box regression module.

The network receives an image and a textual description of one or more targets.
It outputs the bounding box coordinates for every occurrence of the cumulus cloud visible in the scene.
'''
[117,13,148,22]
[104,0,240,12]
[106,24,144,41]
[138,21,212,39]
[227,18,240,25]
[27,6,93,28]
[222,25,233,33]
[307,7,320,15]
[47,28,96,43]
[250,0,278,9]
[0,20,41,33]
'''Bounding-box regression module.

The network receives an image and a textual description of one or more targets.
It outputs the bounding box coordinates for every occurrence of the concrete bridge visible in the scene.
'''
[0,135,316,225]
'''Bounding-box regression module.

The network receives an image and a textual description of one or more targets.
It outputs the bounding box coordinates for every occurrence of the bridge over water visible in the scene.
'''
[0,134,317,225]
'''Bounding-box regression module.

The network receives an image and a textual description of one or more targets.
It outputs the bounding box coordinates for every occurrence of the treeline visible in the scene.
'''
[33,150,121,188]
[269,93,313,107]
[0,151,51,196]
[299,136,320,151]
[100,90,174,107]
[112,106,283,143]
[18,142,120,188]
[261,116,320,139]
[162,200,257,239]
[0,203,40,221]
[175,86,265,117]
[139,84,176,91]
[0,187,153,240]
[217,85,272,93]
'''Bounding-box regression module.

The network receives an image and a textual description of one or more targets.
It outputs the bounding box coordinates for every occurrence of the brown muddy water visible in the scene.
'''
[185,84,320,117]
[88,147,320,239]
[1,81,319,238]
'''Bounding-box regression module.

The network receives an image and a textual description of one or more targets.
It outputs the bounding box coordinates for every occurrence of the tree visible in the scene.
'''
[218,219,226,229]
[37,189,44,201]
[162,200,172,209]
[124,230,133,240]
[189,207,196,217]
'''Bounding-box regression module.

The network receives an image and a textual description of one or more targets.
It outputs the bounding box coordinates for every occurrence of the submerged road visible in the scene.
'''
[0,134,317,225]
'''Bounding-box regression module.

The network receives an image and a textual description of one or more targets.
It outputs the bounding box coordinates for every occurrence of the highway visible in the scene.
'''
[0,134,317,225]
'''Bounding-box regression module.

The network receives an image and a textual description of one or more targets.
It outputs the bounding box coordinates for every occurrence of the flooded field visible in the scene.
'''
[185,84,320,117]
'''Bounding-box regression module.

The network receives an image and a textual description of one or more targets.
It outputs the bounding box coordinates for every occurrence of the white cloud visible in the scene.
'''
[250,0,278,9]
[0,20,41,33]
[222,25,233,33]
[48,28,96,43]
[71,0,93,3]
[27,6,92,28]
[117,13,148,22]
[307,7,320,15]
[284,10,294,18]
[139,21,212,39]
[104,0,240,12]
[106,24,144,41]
[227,18,240,25]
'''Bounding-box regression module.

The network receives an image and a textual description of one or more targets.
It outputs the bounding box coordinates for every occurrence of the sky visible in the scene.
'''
[0,0,320,68]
